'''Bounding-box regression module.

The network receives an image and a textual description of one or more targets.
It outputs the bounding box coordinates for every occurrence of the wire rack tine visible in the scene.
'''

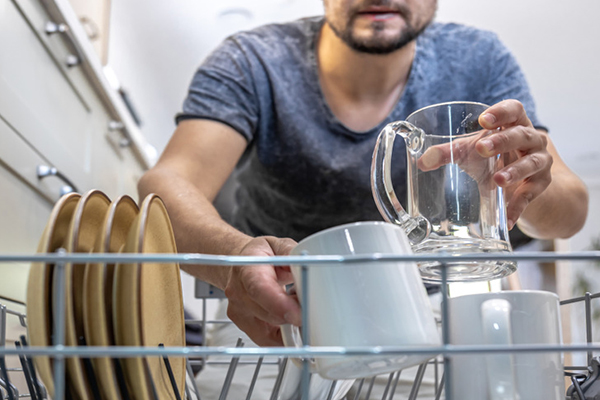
[245,356,264,400]
[0,368,15,400]
[113,354,131,399]
[434,373,445,400]
[15,341,38,400]
[52,253,67,400]
[407,362,428,400]
[0,305,6,347]
[80,341,101,400]
[440,261,451,399]
[570,374,586,400]
[380,372,395,400]
[269,357,290,400]
[218,338,244,400]
[433,357,439,398]
[159,344,182,400]
[202,298,207,371]
[388,370,402,400]
[19,336,44,399]
[585,292,594,366]
[364,376,376,400]
[186,358,201,400]
[185,379,194,400]
[143,358,159,400]
[325,379,337,400]
[352,378,365,400]
[300,262,311,400]
[0,306,14,400]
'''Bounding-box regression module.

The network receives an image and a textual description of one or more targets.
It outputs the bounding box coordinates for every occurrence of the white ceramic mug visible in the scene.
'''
[448,290,564,400]
[281,221,440,380]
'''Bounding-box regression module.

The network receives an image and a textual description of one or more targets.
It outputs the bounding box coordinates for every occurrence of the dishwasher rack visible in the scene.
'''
[1,250,600,400]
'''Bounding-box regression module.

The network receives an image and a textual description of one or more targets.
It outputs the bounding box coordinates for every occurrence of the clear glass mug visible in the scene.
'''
[371,101,517,282]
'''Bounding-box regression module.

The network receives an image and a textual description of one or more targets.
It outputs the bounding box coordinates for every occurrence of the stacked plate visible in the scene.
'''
[26,190,186,400]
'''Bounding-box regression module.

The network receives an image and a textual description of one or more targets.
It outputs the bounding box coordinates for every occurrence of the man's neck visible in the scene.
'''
[316,23,417,131]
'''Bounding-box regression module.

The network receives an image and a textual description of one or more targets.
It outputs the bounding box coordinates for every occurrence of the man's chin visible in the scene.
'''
[326,18,425,55]
[346,35,411,54]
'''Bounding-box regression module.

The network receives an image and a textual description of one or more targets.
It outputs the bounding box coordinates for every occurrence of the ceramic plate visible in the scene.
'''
[26,192,81,399]
[61,190,111,400]
[114,194,185,400]
[83,195,139,400]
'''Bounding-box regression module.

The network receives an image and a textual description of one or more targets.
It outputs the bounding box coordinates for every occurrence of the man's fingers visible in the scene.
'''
[505,176,551,229]
[476,125,548,158]
[417,146,447,171]
[274,266,295,286]
[479,99,533,130]
[493,151,553,187]
[227,313,283,347]
[417,132,485,172]
[266,236,297,256]
[226,265,302,326]
[225,265,300,346]
[266,237,297,285]
[224,279,285,329]
[243,269,301,325]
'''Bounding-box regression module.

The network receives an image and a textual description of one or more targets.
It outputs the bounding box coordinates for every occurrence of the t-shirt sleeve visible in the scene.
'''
[481,34,547,132]
[176,38,259,142]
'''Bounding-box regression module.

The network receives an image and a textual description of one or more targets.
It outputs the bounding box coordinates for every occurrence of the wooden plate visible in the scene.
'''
[26,192,81,399]
[62,190,111,400]
[114,194,185,400]
[83,195,139,400]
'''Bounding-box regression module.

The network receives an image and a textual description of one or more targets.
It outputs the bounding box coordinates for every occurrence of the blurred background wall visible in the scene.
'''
[100,0,600,349]
[106,0,599,252]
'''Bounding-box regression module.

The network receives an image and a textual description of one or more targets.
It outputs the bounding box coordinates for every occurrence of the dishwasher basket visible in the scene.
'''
[1,250,600,400]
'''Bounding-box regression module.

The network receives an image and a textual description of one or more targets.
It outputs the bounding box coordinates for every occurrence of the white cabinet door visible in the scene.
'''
[0,0,147,316]
[0,0,93,190]
[90,118,144,201]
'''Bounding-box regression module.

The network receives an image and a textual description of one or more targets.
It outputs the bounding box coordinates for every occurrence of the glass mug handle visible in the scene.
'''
[371,121,430,244]
[481,299,518,400]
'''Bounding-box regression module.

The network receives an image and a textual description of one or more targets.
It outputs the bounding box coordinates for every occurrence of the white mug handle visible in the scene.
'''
[481,299,518,400]
[280,324,318,372]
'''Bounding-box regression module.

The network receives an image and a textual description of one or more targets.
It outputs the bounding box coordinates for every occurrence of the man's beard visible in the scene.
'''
[326,3,434,54]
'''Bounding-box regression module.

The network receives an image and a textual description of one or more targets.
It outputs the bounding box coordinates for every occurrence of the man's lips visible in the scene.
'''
[356,7,402,21]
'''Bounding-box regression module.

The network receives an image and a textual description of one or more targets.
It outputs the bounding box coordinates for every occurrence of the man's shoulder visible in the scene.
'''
[421,21,501,49]
[227,16,323,53]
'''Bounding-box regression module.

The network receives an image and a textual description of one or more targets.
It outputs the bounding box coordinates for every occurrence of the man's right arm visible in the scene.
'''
[137,119,301,346]
[138,119,250,285]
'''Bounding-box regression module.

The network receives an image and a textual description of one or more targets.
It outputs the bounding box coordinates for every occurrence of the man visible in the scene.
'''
[139,0,587,357]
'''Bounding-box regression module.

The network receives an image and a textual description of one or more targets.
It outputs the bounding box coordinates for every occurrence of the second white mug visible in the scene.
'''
[447,290,564,400]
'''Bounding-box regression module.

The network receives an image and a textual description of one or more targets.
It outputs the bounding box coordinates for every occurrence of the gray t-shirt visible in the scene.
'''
[177,17,543,242]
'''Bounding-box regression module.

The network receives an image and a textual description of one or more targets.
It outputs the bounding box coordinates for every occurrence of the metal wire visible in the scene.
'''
[1,251,600,400]
[1,250,598,265]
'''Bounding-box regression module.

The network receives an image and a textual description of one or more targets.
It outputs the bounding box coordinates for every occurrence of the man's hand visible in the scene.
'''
[416,99,553,230]
[224,236,302,346]
[475,100,553,230]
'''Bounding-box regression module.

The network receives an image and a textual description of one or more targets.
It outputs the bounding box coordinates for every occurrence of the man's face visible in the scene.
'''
[323,0,437,54]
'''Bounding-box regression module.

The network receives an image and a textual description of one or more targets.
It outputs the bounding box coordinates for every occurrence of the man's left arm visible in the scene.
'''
[477,100,588,239]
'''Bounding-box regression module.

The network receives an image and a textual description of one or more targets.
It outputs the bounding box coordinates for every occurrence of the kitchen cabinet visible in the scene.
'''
[68,0,111,64]
[0,0,150,338]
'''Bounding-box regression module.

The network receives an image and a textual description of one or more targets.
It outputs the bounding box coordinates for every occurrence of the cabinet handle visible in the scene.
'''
[37,165,79,195]
[44,21,83,68]
[78,16,100,41]
[108,120,132,148]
